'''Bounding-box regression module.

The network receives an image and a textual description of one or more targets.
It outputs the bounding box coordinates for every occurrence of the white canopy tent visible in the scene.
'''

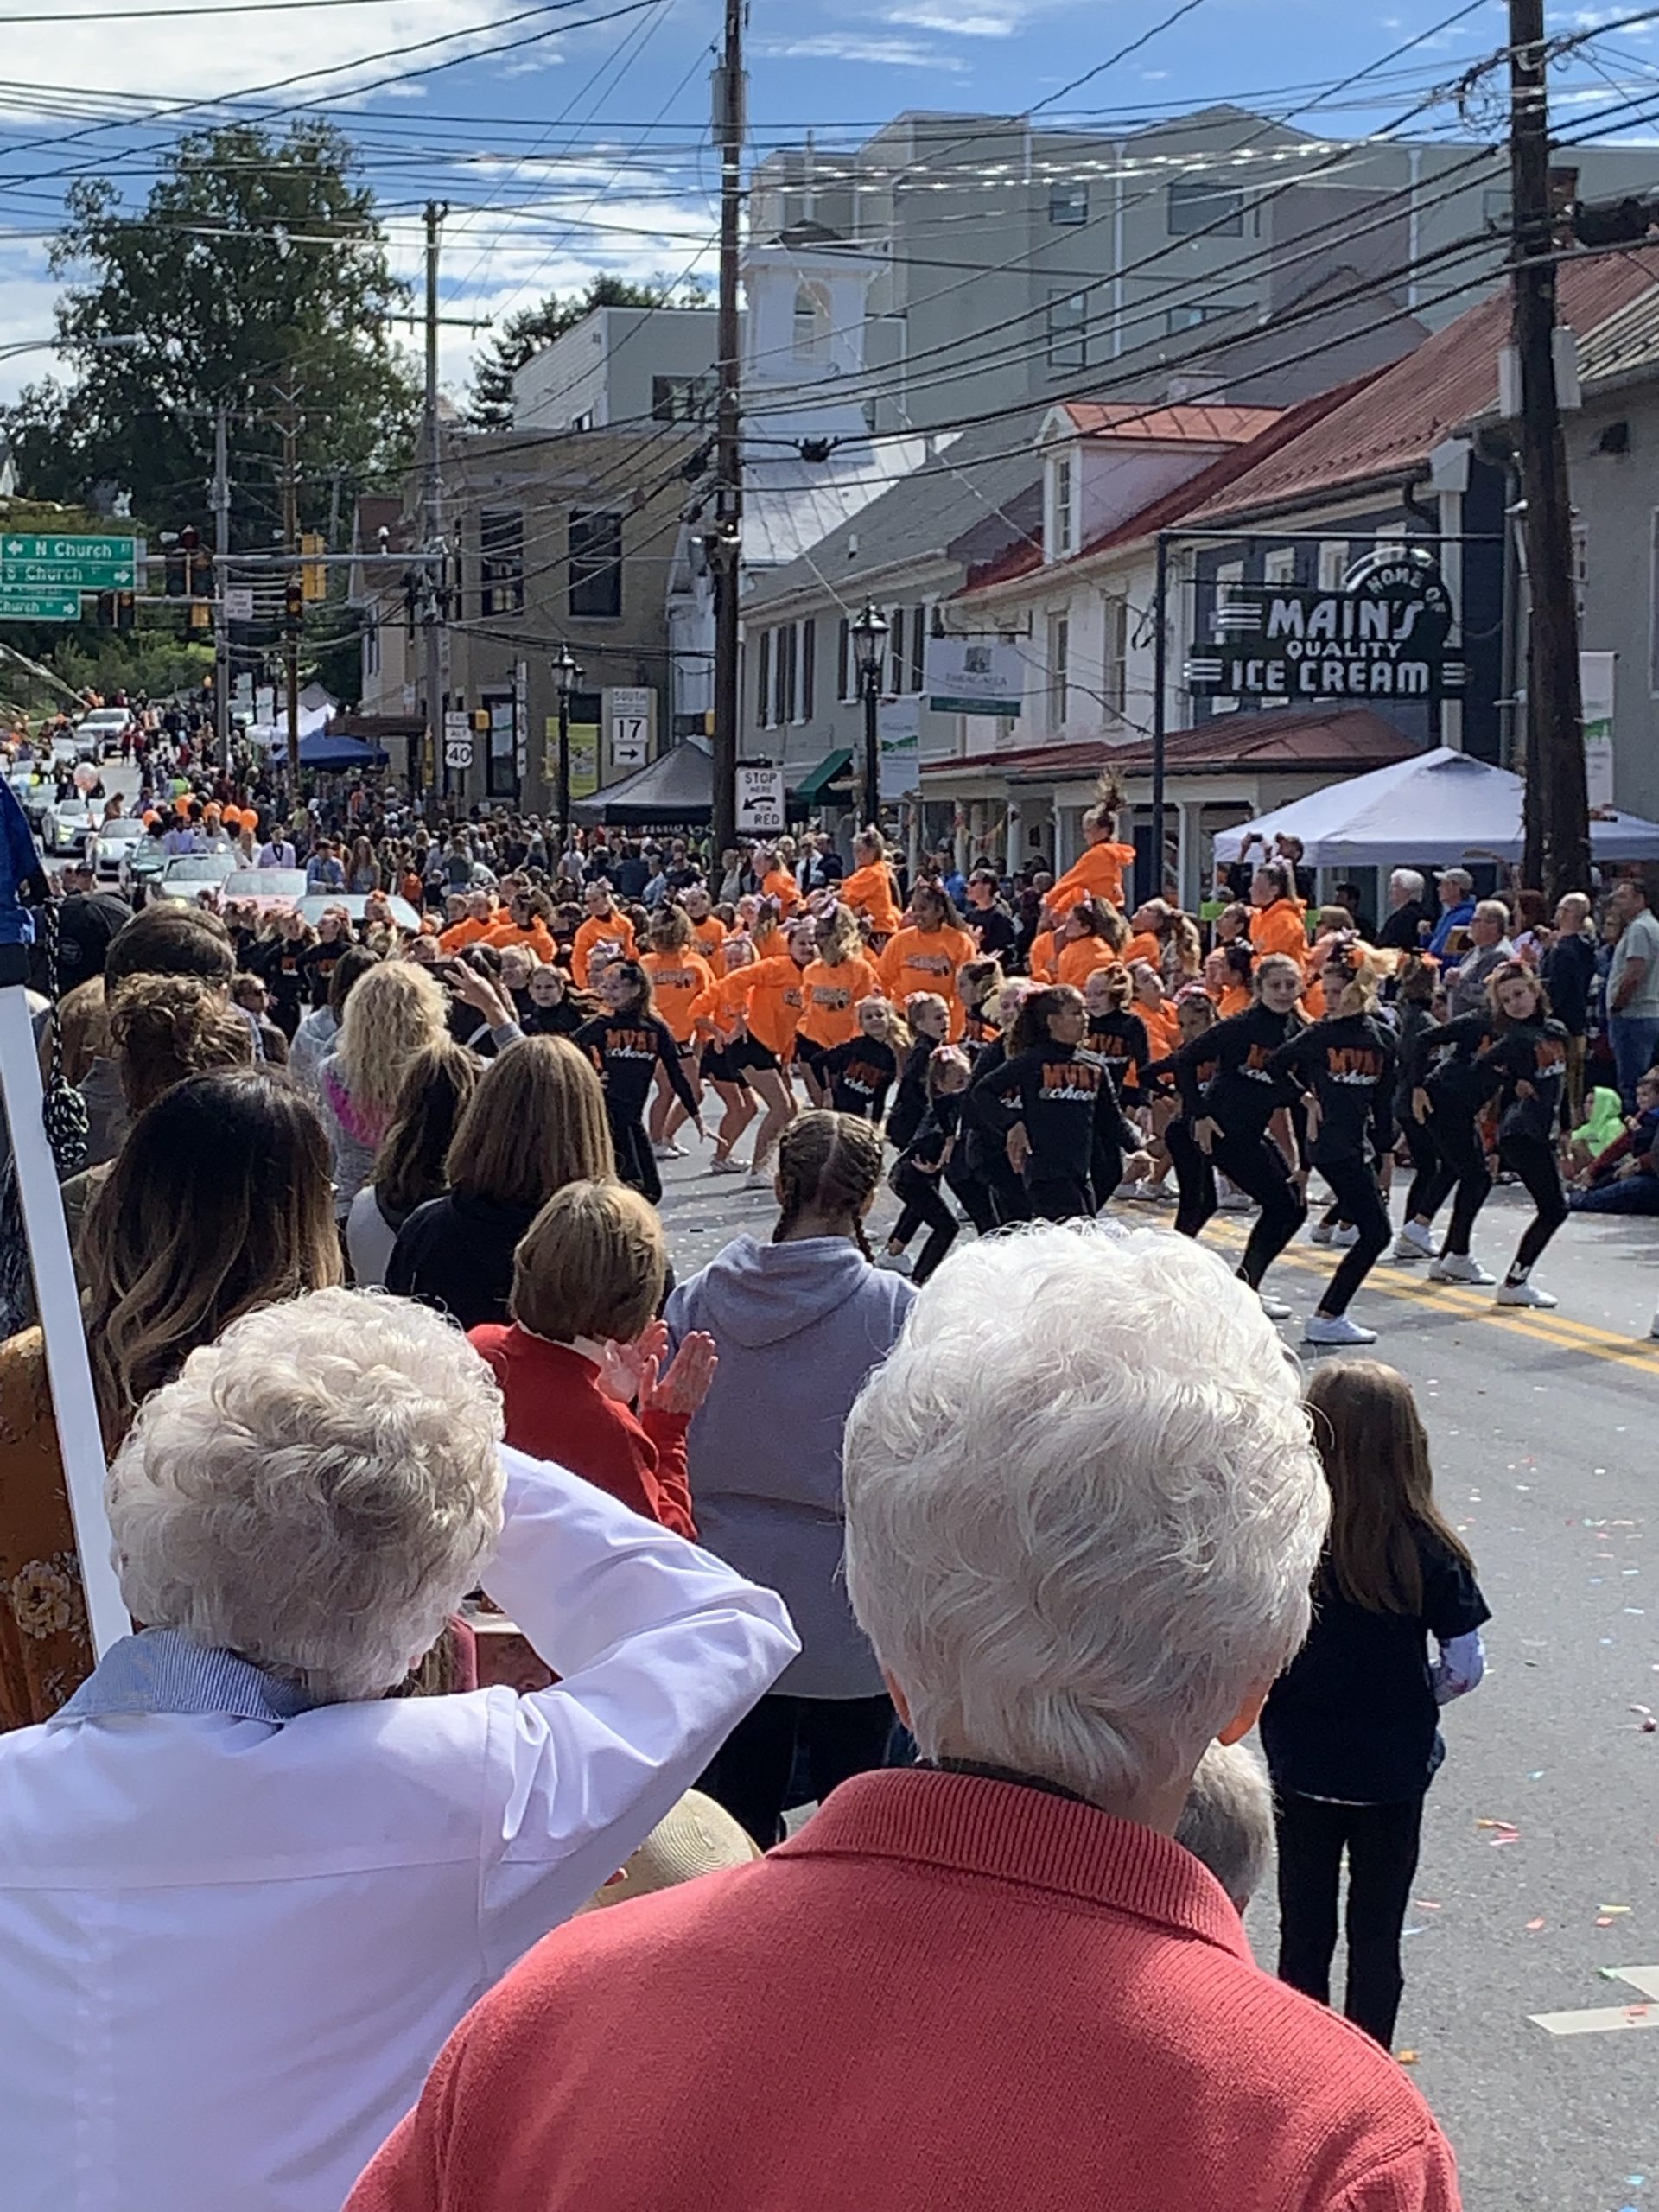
[1212,746,1659,869]
[245,702,331,748]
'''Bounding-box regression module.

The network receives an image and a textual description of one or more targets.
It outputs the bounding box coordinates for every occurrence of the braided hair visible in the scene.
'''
[772,1109,884,1264]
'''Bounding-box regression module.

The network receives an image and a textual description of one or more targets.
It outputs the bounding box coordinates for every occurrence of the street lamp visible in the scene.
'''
[551,643,581,860]
[0,333,143,365]
[850,601,889,830]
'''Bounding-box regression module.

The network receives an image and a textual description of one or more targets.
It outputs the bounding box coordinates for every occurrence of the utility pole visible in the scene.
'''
[1510,0,1589,899]
[423,200,449,811]
[709,0,744,858]
[212,403,231,776]
[277,384,302,790]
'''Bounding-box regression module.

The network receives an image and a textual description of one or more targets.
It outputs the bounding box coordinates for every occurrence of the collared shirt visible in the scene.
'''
[349,1768,1461,2212]
[0,1451,797,2212]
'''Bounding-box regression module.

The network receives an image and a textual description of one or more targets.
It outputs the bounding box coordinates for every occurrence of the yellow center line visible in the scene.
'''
[1199,1223,1659,1367]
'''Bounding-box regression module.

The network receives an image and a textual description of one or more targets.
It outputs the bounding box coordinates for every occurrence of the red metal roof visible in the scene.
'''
[961,377,1371,594]
[1185,246,1659,524]
[921,706,1420,782]
[1058,400,1283,444]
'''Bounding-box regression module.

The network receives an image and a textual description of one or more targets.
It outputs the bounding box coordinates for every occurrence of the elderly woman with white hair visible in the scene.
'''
[352,1227,1460,2212]
[0,1290,797,2212]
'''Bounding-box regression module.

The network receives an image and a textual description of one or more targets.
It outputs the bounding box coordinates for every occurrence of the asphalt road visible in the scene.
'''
[658,1148,1659,2212]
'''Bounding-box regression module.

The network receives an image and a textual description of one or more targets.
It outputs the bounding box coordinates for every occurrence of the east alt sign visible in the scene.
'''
[1185,545,1465,703]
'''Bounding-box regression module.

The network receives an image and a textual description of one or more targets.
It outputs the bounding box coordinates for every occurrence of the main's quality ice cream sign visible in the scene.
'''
[1186,545,1465,702]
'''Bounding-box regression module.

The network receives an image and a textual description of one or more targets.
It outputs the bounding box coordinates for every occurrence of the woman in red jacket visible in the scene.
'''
[469,1179,717,1540]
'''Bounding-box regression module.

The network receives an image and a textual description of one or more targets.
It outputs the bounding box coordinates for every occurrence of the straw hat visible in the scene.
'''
[575,1790,760,1914]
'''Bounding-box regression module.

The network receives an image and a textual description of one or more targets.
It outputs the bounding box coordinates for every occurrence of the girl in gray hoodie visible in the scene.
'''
[666,1110,914,1847]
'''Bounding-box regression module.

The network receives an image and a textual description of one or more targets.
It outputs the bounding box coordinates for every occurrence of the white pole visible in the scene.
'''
[0,987,126,1657]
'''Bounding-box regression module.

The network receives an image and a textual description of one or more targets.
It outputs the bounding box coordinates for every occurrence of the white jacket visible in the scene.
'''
[0,1449,798,2212]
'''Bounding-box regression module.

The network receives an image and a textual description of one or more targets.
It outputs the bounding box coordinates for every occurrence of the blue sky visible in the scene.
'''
[1,0,1656,406]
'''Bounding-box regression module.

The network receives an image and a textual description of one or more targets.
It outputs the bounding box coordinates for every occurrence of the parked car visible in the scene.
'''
[6,768,49,830]
[73,708,132,760]
[42,798,94,856]
[90,817,147,883]
[151,852,238,904]
[120,836,168,902]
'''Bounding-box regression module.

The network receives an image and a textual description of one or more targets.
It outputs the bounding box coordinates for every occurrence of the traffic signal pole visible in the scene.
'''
[709,0,744,859]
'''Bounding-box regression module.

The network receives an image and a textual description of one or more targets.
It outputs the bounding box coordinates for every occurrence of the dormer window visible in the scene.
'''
[1047,453,1077,562]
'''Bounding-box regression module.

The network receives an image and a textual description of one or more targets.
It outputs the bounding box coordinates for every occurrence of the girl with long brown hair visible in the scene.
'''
[1261,1361,1489,2053]
[0,1068,341,1729]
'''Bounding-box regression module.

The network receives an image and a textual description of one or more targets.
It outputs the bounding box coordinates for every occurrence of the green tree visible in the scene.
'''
[1,120,419,548]
[467,272,709,429]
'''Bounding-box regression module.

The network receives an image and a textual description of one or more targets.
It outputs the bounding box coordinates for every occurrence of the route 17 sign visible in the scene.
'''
[1185,545,1465,703]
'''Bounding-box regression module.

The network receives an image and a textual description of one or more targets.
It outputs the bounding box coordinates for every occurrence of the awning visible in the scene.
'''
[791,747,853,804]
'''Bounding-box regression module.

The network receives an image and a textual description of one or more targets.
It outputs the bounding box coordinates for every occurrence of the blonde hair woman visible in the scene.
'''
[318,958,450,1219]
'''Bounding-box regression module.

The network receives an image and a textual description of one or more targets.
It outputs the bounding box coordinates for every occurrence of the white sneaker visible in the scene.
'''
[1428,1253,1495,1286]
[745,1167,774,1189]
[651,1141,676,1160]
[1257,1291,1293,1321]
[709,1154,743,1175]
[1398,1219,1437,1260]
[1217,1191,1254,1213]
[878,1250,914,1276]
[1304,1313,1378,1346]
[1308,1221,1333,1246]
[1495,1279,1557,1308]
[1330,1224,1359,1249]
[1391,1232,1427,1262]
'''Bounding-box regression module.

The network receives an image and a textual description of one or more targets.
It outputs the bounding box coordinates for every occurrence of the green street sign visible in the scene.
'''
[0,589,84,621]
[0,533,139,591]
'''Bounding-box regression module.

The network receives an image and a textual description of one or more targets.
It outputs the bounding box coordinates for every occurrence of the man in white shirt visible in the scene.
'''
[257,829,298,868]
[0,1288,797,2212]
[1608,877,1659,1106]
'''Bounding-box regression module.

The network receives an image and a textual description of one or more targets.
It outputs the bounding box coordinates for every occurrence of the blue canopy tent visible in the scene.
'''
[298,731,388,772]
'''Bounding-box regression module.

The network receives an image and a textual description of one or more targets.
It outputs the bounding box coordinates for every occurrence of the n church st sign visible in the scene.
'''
[1185,546,1466,703]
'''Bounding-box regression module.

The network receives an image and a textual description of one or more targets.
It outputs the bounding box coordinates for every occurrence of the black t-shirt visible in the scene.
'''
[887,1037,936,1152]
[574,1013,697,1120]
[1268,1012,1397,1166]
[1485,1017,1570,1144]
[988,1042,1138,1187]
[1089,1009,1151,1106]
[822,1035,897,1121]
[1409,1007,1497,1118]
[968,902,1018,960]
[1541,930,1596,1036]
[1261,1529,1491,1803]
[1200,1003,1297,1139]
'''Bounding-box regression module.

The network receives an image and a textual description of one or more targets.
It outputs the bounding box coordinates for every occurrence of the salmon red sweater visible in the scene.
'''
[349,1769,1459,2212]
[467,1327,696,1540]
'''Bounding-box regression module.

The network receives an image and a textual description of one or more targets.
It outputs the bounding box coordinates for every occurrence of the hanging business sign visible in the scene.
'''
[878,696,921,803]
[1185,546,1465,703]
[924,633,1024,718]
[1580,649,1615,810]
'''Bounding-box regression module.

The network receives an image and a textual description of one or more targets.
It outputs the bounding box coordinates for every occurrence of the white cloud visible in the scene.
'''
[0,0,548,118]
[753,31,968,67]
[882,6,1019,32]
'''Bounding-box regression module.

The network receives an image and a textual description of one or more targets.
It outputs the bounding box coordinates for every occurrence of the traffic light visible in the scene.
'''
[284,579,304,633]
[302,532,327,602]
[116,590,135,633]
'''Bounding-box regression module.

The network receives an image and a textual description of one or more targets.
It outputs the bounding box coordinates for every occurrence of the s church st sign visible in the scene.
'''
[1185,546,1466,704]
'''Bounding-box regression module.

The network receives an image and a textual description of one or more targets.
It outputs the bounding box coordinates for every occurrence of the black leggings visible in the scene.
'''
[1500,1131,1567,1274]
[890,1162,959,1281]
[608,1109,660,1205]
[702,1691,896,1849]
[1313,1155,1391,1315]
[1275,1789,1423,2050]
[1425,1104,1490,1255]
[944,1159,998,1236]
[1025,1173,1095,1222]
[1400,1114,1440,1223]
[1210,1129,1306,1287]
[1167,1119,1216,1239]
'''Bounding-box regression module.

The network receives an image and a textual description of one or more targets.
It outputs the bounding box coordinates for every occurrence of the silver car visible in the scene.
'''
[42,798,94,856]
[152,852,238,904]
[91,817,147,882]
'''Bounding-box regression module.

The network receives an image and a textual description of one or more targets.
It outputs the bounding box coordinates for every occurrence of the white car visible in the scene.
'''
[152,852,238,904]
[90,817,146,882]
[73,709,132,760]
[42,798,94,856]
